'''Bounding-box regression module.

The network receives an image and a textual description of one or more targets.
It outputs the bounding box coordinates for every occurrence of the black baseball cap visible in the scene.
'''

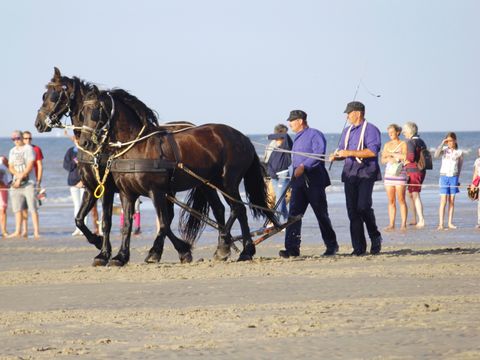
[286,110,307,122]
[344,101,365,114]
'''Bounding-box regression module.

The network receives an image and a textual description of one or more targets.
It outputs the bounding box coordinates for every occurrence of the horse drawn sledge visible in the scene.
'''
[35,68,300,266]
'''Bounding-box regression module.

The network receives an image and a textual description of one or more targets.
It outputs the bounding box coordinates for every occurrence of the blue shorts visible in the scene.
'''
[439,176,459,195]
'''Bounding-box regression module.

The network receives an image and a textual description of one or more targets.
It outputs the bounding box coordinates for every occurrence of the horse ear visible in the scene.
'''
[92,85,99,95]
[53,67,61,80]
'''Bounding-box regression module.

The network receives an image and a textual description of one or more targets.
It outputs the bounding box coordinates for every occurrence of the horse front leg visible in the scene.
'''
[145,196,173,263]
[150,190,192,264]
[75,189,102,250]
[109,194,136,267]
[92,188,114,266]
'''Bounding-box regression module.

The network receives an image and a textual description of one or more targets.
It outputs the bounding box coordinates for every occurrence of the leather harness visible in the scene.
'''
[77,132,181,175]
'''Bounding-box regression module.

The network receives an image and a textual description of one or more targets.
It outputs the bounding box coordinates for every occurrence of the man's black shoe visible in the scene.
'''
[323,245,339,256]
[370,236,382,255]
[279,248,300,258]
[351,249,367,256]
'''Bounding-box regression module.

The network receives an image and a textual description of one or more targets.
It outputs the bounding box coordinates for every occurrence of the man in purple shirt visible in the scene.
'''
[330,101,383,255]
[279,110,338,258]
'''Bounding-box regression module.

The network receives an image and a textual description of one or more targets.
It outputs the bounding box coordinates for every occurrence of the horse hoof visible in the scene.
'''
[144,252,162,263]
[108,259,126,267]
[180,252,193,264]
[213,250,230,261]
[92,258,108,267]
[237,254,253,261]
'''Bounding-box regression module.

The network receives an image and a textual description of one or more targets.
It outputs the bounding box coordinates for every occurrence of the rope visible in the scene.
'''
[176,163,283,216]
[252,140,331,161]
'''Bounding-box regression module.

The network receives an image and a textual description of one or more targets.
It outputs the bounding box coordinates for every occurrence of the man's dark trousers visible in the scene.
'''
[344,176,381,254]
[285,183,337,251]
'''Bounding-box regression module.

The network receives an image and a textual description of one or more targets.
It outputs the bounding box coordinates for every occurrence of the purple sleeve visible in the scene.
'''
[302,131,326,169]
[364,124,381,155]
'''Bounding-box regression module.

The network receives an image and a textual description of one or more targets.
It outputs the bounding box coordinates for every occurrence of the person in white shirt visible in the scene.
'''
[7,130,40,238]
[434,132,463,230]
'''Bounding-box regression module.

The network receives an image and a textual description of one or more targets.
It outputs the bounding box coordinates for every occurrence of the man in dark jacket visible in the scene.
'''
[266,124,293,220]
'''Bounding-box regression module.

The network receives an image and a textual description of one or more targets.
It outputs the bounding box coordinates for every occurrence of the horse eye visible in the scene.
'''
[91,108,100,121]
[50,91,60,102]
[42,93,47,101]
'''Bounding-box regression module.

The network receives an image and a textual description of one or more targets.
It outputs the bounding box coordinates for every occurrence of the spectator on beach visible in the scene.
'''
[470,147,480,229]
[20,131,44,236]
[266,124,293,220]
[330,101,383,256]
[0,156,11,237]
[434,132,463,230]
[381,124,407,231]
[279,110,338,258]
[63,137,100,236]
[63,137,85,236]
[402,122,427,228]
[7,130,40,238]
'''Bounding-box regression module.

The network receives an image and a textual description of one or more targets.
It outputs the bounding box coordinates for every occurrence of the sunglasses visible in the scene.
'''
[11,137,22,141]
[23,137,32,140]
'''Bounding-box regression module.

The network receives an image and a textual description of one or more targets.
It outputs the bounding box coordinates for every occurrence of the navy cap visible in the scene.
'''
[286,110,307,122]
[344,101,365,114]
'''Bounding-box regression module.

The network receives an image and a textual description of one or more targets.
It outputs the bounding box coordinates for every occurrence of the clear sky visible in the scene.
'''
[1,0,479,136]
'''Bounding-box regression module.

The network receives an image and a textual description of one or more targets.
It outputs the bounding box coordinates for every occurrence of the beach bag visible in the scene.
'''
[386,162,403,177]
[417,147,433,171]
[468,186,479,201]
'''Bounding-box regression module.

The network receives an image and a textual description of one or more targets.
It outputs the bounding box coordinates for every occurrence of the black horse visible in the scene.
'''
[35,68,110,254]
[34,68,218,266]
[78,85,278,266]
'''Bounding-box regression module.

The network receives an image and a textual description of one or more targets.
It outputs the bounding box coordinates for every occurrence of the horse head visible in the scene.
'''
[35,67,76,132]
[79,85,114,152]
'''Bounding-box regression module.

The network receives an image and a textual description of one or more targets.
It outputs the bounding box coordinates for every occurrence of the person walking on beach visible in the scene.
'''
[402,122,427,228]
[470,147,480,228]
[381,124,407,230]
[0,156,11,237]
[266,124,293,220]
[7,130,40,238]
[279,110,338,258]
[63,137,86,236]
[20,131,44,236]
[434,132,463,230]
[329,101,383,256]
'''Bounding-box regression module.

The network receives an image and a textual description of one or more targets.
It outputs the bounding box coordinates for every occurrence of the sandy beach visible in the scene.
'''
[1,190,480,359]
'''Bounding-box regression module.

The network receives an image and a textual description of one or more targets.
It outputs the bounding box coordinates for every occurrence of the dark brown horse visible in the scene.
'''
[78,85,278,266]
[34,68,217,266]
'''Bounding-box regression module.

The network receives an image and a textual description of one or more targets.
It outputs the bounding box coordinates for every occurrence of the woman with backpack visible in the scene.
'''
[434,132,463,230]
[402,122,428,228]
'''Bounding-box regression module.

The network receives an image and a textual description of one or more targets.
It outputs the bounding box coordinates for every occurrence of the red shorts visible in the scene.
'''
[407,171,426,193]
[0,188,7,210]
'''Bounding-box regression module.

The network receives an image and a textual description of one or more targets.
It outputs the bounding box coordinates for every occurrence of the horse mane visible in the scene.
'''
[110,88,159,127]
[70,76,95,95]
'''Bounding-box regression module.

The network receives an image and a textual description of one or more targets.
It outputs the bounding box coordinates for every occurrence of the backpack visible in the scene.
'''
[417,147,433,171]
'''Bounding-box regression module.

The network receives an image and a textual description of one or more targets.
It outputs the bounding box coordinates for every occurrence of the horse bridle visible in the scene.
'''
[80,92,116,148]
[38,81,77,129]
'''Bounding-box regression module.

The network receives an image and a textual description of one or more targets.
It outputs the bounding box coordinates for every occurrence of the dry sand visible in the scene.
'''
[1,194,480,359]
[1,242,480,359]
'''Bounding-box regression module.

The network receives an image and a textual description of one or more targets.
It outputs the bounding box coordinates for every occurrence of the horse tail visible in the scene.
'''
[243,153,279,224]
[178,187,208,245]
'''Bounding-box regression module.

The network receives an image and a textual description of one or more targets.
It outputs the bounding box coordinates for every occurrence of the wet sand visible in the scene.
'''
[1,192,480,359]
